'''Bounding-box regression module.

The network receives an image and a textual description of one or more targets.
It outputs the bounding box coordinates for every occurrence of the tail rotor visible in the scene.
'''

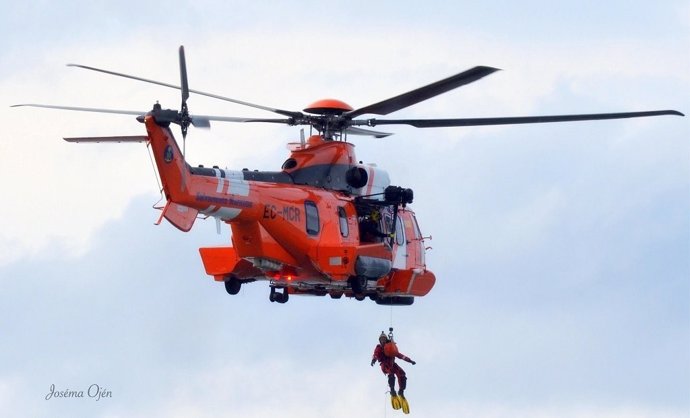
[177,45,192,190]
[178,46,191,162]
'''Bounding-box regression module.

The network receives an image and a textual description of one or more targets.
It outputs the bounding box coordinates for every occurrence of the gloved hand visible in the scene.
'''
[371,358,376,367]
[409,359,416,365]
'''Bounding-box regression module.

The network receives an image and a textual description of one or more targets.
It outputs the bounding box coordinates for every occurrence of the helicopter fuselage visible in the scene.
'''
[144,107,435,305]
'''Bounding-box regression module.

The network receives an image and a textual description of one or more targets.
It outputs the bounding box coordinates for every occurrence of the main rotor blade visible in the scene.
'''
[67,64,302,118]
[179,46,190,103]
[345,126,393,138]
[64,135,149,143]
[11,103,292,126]
[191,115,291,125]
[11,103,145,116]
[347,66,500,118]
[362,110,684,128]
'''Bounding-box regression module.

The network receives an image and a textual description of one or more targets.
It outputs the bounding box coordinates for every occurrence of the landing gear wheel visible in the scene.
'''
[349,275,367,295]
[269,287,289,304]
[277,292,289,304]
[224,276,241,295]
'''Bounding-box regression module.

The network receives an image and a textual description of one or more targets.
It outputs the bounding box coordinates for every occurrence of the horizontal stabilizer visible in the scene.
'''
[64,136,149,143]
[199,245,239,278]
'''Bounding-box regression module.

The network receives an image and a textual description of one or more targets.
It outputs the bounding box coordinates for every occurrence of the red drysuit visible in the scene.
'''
[371,342,415,395]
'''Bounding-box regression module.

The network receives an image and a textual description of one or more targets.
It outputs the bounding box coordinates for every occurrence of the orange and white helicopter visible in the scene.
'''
[14,46,683,305]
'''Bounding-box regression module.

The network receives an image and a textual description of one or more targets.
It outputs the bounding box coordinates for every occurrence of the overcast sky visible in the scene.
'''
[1,1,688,417]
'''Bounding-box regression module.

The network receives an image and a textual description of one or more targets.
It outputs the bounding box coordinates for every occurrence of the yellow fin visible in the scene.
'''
[391,395,402,410]
[401,397,410,414]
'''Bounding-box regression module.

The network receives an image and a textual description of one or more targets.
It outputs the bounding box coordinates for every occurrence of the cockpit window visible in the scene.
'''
[395,216,405,246]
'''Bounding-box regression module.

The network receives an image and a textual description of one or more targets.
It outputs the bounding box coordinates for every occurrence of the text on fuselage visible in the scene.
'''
[263,204,301,222]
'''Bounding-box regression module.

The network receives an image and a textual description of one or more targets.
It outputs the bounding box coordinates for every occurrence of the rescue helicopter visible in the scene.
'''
[14,46,683,305]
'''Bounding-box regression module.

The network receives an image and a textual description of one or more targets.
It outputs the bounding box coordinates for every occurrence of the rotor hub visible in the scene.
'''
[303,98,353,115]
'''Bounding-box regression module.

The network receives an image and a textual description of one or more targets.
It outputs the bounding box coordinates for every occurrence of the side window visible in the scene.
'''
[338,207,349,237]
[305,201,320,236]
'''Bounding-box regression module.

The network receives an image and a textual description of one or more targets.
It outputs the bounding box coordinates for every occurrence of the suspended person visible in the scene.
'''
[371,331,416,411]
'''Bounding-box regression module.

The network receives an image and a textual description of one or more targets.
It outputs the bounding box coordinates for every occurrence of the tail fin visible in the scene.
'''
[145,117,193,200]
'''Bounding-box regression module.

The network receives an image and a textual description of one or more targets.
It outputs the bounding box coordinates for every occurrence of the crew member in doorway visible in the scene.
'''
[360,210,390,242]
